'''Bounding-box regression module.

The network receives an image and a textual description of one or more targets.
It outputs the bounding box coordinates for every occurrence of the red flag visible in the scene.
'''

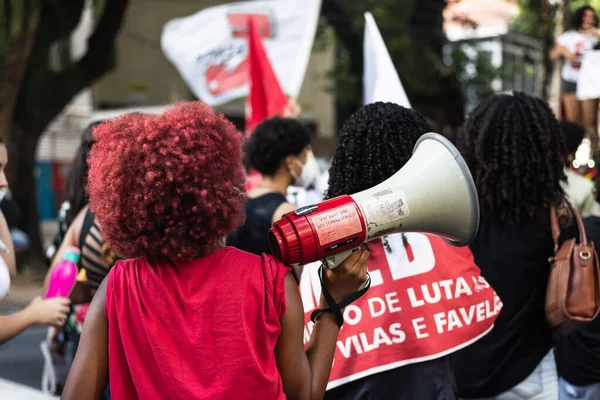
[245,17,290,191]
[245,17,290,136]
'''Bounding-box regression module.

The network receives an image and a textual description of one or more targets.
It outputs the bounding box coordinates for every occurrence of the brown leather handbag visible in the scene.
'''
[546,202,600,336]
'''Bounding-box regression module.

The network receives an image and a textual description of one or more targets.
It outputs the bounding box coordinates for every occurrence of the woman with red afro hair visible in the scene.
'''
[61,102,369,400]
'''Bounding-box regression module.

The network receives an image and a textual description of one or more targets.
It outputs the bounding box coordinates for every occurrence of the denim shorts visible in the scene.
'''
[559,378,600,400]
[462,351,558,400]
[562,78,577,94]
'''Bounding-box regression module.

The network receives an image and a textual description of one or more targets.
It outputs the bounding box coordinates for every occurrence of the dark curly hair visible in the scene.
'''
[560,120,586,157]
[87,102,246,261]
[456,92,566,224]
[571,6,598,30]
[65,121,103,223]
[326,102,432,199]
[244,117,312,175]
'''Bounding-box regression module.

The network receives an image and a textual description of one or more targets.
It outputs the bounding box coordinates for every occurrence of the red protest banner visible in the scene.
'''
[300,233,502,389]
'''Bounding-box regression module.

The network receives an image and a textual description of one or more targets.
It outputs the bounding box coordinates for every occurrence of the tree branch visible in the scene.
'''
[14,0,129,135]
[321,0,363,79]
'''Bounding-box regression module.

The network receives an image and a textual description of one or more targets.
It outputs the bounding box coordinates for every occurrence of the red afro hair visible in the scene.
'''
[87,102,246,261]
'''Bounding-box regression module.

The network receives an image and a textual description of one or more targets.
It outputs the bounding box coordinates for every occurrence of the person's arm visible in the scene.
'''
[275,248,369,400]
[272,201,304,280]
[43,207,87,294]
[272,201,298,225]
[0,211,16,277]
[0,296,70,344]
[61,278,109,400]
[551,43,576,61]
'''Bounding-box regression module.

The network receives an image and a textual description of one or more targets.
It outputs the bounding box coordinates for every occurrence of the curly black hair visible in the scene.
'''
[244,117,312,176]
[560,120,586,157]
[456,92,566,224]
[65,121,103,223]
[571,6,598,30]
[326,102,432,199]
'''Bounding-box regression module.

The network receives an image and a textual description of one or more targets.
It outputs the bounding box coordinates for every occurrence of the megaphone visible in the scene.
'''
[268,132,480,270]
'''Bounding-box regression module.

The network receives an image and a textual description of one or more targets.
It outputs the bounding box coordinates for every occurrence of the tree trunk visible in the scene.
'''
[5,0,129,273]
[549,0,565,116]
[410,0,465,132]
[0,6,42,271]
[537,0,552,101]
[7,123,44,269]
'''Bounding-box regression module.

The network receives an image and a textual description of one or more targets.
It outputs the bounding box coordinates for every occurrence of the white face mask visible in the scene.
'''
[291,157,318,189]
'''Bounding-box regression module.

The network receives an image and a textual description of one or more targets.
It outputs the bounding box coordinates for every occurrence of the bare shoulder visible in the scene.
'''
[70,205,90,245]
[272,202,297,225]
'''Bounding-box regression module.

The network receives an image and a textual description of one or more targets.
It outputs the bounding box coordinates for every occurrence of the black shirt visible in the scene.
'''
[226,193,287,256]
[554,215,600,386]
[453,210,560,398]
[324,356,457,400]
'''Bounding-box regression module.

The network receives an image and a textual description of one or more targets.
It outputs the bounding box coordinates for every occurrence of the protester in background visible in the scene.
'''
[286,151,324,207]
[559,120,595,217]
[41,121,115,398]
[61,103,369,400]
[227,117,315,256]
[0,137,70,344]
[316,102,499,400]
[554,170,600,400]
[45,121,102,267]
[454,92,573,399]
[551,6,600,152]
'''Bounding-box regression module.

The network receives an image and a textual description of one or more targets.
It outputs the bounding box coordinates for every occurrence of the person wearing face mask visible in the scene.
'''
[0,137,71,344]
[227,117,314,259]
[286,151,325,207]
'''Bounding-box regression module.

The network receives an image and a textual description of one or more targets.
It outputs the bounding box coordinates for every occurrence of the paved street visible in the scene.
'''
[0,305,59,398]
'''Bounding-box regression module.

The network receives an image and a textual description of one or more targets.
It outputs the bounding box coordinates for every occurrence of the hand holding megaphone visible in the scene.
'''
[268,133,480,272]
[322,246,370,303]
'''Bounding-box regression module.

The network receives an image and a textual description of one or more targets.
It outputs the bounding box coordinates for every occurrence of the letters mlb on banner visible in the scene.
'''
[300,233,502,389]
[161,0,321,106]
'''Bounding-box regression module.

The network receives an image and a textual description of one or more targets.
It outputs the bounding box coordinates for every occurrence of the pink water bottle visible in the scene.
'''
[45,246,80,298]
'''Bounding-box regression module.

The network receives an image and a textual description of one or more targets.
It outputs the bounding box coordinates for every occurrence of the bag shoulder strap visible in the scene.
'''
[550,201,588,248]
[550,205,561,248]
[79,208,96,248]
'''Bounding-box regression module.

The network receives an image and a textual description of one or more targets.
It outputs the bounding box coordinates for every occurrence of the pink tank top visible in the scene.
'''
[105,247,290,400]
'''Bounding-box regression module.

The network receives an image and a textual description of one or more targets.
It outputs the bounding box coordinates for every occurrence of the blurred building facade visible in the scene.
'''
[36,0,335,221]
[443,0,542,111]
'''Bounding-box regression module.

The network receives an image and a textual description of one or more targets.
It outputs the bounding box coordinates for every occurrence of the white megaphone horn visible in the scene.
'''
[268,132,480,269]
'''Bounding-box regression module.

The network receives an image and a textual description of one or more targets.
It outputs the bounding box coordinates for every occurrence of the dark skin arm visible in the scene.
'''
[275,248,369,400]
[61,277,109,400]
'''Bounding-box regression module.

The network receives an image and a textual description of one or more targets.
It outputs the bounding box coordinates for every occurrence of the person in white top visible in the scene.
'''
[559,120,595,217]
[551,6,600,152]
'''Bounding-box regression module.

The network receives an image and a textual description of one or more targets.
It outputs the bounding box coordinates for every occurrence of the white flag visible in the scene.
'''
[577,50,600,100]
[161,0,321,106]
[363,12,411,108]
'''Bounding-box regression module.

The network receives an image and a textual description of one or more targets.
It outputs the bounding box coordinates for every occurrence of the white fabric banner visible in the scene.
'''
[363,12,411,108]
[577,50,600,100]
[161,0,321,106]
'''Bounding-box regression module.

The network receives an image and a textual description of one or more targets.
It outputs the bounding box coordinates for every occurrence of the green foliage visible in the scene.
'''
[511,0,600,38]
[569,0,600,12]
[449,44,499,111]
[0,0,42,81]
[511,0,548,37]
[321,0,458,108]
